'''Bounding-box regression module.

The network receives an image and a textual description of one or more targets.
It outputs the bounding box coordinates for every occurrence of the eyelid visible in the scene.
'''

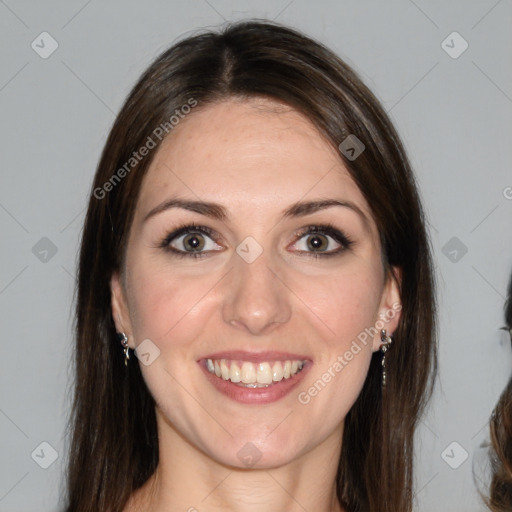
[290,223,354,257]
[158,222,354,258]
[159,224,223,259]
[159,224,220,248]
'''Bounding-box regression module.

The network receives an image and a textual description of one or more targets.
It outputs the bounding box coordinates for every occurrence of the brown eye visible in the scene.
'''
[181,233,206,252]
[291,224,354,258]
[160,224,223,259]
[305,234,329,252]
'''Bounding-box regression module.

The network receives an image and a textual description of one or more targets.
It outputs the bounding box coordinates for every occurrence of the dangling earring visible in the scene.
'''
[380,329,393,388]
[117,332,130,366]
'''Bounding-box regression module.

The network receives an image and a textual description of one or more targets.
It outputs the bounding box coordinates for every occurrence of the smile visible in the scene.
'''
[206,358,306,387]
[198,351,312,404]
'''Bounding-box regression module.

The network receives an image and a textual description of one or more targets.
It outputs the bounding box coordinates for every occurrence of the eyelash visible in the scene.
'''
[158,222,354,260]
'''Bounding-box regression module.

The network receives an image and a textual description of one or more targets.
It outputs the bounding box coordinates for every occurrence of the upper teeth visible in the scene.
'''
[206,359,305,385]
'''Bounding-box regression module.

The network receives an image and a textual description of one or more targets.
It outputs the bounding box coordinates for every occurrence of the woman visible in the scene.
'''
[64,20,437,512]
[483,273,512,511]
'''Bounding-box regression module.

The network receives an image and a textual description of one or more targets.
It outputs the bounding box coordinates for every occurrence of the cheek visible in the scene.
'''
[125,255,222,347]
[126,250,384,368]
[294,265,383,348]
[291,265,383,420]
[121,247,386,466]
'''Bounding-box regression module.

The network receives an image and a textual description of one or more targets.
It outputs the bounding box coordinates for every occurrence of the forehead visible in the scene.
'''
[137,98,372,224]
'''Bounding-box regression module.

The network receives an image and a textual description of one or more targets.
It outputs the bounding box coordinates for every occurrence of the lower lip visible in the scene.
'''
[198,360,311,404]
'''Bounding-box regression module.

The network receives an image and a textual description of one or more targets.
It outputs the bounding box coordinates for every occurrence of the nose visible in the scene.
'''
[221,247,292,336]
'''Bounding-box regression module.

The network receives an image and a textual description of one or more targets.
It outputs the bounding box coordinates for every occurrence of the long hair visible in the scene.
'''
[485,273,512,511]
[63,20,437,512]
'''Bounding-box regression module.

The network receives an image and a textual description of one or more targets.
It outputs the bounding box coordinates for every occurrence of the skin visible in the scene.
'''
[111,97,401,512]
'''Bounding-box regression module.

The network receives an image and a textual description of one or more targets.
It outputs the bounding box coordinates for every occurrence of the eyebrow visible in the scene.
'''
[143,197,370,230]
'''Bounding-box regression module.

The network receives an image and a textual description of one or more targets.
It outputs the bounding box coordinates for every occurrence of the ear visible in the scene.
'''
[110,271,134,349]
[372,266,402,352]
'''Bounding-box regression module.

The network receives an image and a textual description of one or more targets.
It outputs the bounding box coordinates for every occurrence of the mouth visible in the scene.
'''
[198,351,312,404]
[206,358,306,387]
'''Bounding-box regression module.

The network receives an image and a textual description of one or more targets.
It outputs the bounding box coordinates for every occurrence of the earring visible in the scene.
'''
[117,332,130,366]
[380,329,393,388]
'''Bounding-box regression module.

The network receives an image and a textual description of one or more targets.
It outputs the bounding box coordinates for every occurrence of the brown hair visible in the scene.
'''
[64,19,437,512]
[485,273,512,511]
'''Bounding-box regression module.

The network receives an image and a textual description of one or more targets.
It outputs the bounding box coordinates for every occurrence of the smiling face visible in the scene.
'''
[110,97,401,470]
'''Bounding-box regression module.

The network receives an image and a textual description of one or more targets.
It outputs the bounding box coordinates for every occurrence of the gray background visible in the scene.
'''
[1,1,511,511]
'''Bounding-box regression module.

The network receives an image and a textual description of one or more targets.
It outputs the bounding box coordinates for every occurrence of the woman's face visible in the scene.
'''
[111,98,401,469]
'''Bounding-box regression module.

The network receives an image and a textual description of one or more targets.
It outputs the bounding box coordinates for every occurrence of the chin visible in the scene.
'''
[206,432,304,470]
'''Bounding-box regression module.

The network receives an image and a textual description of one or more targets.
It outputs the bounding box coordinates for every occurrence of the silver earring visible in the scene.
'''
[117,332,130,366]
[380,329,393,388]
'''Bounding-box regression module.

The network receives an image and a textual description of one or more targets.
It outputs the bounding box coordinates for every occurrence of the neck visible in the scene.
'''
[126,408,346,512]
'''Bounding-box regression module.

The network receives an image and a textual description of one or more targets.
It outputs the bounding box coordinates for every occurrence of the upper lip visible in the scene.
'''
[199,350,312,363]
